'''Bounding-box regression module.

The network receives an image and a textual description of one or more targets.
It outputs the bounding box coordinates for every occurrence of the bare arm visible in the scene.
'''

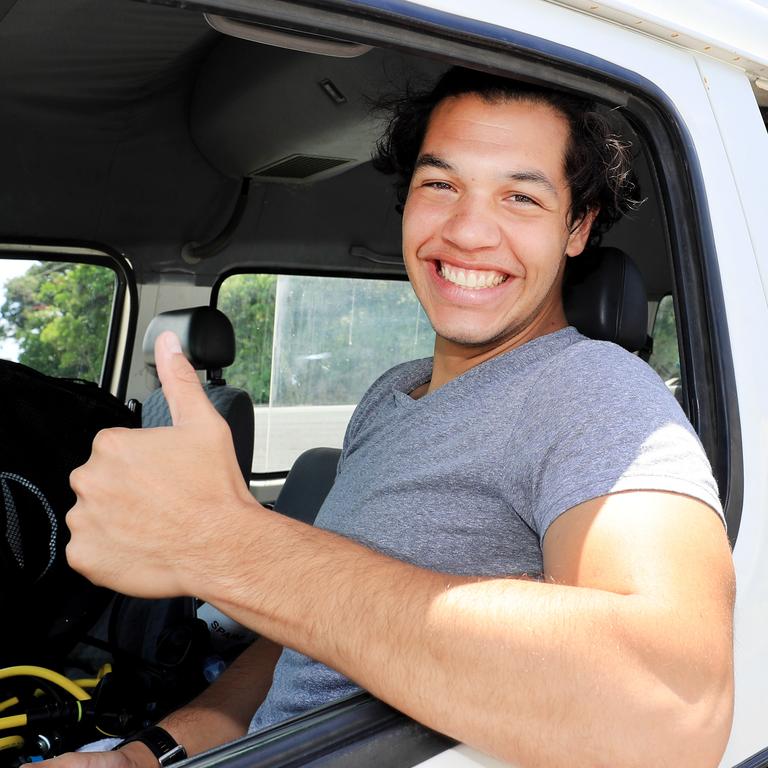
[66,334,735,768]
[184,491,733,768]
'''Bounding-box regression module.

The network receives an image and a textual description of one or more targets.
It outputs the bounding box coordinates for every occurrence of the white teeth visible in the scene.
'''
[439,262,508,290]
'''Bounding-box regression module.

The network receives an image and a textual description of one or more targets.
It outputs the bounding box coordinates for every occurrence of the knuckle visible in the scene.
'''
[69,466,84,493]
[91,427,113,450]
[64,540,80,571]
[92,426,128,452]
[64,506,79,531]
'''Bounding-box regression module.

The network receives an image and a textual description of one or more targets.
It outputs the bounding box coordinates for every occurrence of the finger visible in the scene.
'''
[154,331,216,426]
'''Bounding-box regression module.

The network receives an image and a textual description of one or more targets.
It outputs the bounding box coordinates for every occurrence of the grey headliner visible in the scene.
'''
[0,0,671,297]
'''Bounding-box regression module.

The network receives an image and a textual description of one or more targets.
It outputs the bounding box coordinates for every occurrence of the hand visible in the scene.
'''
[66,331,259,597]
[37,742,155,768]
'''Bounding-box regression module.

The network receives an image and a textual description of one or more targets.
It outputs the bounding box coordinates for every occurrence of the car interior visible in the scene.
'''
[0,0,750,763]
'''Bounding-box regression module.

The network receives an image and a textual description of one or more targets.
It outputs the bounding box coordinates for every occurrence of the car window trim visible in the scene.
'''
[180,692,454,768]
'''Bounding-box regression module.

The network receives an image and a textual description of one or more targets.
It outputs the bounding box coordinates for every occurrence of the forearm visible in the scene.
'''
[190,505,732,768]
[122,637,281,766]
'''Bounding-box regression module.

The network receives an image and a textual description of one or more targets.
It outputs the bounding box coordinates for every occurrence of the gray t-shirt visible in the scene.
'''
[249,326,722,732]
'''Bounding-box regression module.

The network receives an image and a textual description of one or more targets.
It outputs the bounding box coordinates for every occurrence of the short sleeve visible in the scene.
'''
[514,341,723,542]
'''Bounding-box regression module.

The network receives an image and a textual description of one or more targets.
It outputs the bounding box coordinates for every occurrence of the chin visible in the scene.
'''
[435,323,514,349]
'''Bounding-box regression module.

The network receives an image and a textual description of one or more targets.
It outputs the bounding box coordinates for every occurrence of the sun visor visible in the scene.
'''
[190,40,443,182]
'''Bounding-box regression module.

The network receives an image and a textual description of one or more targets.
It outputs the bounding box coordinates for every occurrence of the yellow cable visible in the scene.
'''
[0,735,23,752]
[0,666,90,701]
[75,664,113,690]
[0,698,18,713]
[97,663,112,679]
[0,714,27,731]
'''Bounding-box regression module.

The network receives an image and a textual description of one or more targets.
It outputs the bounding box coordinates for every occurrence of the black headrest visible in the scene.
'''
[563,247,648,352]
[143,306,235,371]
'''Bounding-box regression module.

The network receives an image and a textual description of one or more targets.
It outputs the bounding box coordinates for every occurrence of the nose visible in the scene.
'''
[441,194,502,251]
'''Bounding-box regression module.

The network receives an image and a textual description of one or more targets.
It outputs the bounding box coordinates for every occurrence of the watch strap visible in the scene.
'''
[117,725,187,766]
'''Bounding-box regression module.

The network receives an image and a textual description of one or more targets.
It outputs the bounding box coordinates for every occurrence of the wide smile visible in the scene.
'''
[424,259,517,306]
[436,260,509,290]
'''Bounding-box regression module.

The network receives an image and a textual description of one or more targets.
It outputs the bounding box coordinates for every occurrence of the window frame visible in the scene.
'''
[187,0,743,542]
[162,1,744,764]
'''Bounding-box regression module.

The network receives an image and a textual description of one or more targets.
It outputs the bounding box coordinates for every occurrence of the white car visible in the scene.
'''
[0,0,766,766]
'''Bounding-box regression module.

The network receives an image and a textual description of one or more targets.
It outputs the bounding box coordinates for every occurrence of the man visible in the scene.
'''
[61,68,734,768]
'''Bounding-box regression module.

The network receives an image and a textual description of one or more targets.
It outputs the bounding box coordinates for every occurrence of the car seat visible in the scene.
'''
[563,245,649,354]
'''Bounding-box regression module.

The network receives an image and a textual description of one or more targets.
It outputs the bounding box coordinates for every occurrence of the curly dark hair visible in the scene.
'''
[373,67,640,244]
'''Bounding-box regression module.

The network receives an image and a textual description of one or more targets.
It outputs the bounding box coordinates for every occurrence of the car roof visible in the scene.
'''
[0,0,677,300]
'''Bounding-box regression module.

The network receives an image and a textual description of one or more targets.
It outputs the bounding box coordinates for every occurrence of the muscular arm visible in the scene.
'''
[185,491,733,768]
[66,334,735,768]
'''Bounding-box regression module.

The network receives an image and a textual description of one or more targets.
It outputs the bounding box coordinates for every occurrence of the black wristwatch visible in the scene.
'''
[116,725,188,766]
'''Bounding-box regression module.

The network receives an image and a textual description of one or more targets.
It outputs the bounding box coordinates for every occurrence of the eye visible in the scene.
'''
[422,180,456,192]
[507,193,537,205]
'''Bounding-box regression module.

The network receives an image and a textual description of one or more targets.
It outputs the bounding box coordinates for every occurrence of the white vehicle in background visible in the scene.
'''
[0,0,766,766]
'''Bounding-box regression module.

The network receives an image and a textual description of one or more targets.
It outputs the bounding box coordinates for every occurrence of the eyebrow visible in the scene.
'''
[504,170,558,197]
[414,154,559,198]
[414,153,454,172]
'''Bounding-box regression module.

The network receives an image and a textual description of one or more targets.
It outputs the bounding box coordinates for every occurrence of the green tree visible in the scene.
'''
[0,261,115,382]
[217,273,277,404]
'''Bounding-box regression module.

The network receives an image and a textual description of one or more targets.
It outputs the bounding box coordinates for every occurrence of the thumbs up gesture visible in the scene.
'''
[66,332,259,597]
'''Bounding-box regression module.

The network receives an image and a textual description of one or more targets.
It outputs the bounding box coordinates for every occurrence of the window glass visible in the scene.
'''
[217,274,435,473]
[0,259,117,382]
[648,294,681,398]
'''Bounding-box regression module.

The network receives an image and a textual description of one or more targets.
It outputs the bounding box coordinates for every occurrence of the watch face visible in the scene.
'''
[159,745,187,766]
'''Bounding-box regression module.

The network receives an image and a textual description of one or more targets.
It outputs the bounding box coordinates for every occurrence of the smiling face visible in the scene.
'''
[402,94,595,367]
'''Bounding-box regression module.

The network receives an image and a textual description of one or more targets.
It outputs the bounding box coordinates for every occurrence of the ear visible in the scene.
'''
[566,207,599,257]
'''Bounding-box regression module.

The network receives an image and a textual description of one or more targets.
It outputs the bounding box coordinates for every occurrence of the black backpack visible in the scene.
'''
[0,359,140,665]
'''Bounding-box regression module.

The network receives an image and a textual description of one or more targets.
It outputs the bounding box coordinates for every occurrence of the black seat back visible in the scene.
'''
[274,447,341,525]
[563,246,649,353]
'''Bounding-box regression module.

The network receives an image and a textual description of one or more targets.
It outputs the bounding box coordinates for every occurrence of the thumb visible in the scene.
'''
[155,331,215,426]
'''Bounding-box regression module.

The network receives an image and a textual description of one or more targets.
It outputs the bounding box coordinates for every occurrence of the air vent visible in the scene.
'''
[251,154,352,180]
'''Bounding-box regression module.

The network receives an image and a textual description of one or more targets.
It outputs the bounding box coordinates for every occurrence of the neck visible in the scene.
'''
[427,309,568,395]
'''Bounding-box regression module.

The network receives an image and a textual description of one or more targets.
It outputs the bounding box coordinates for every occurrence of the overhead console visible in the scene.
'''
[190,36,444,182]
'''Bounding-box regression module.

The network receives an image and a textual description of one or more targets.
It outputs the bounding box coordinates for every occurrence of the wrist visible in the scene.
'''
[175,493,264,598]
[190,499,274,604]
[116,726,187,767]
[117,740,163,768]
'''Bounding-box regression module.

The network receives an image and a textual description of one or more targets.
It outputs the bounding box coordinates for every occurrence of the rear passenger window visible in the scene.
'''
[0,258,118,383]
[648,294,681,398]
[217,274,434,473]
